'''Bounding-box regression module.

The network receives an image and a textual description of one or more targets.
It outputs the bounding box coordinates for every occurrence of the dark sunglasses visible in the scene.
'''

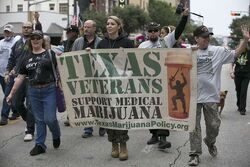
[22,26,33,29]
[30,36,42,40]
[148,29,159,33]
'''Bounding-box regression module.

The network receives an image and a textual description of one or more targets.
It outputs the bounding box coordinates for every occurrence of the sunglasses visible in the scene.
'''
[22,26,33,29]
[148,29,159,33]
[30,36,42,40]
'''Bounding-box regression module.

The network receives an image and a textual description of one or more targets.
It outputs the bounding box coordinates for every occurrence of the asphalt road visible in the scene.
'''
[0,64,250,167]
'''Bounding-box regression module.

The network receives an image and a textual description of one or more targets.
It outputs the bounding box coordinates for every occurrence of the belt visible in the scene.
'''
[31,82,53,88]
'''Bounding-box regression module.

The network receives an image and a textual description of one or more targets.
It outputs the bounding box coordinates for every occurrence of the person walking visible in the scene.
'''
[71,19,105,138]
[97,15,134,161]
[138,7,189,150]
[188,25,249,166]
[62,25,79,126]
[3,21,39,141]
[0,24,20,125]
[229,40,250,115]
[7,30,61,156]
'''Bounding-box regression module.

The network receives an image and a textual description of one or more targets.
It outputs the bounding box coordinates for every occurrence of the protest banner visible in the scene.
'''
[57,48,197,132]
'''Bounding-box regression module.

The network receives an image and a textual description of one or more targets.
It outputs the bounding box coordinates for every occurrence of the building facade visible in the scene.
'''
[0,0,76,41]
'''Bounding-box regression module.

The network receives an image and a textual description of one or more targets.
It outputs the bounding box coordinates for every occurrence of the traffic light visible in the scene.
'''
[119,0,126,8]
[231,12,241,16]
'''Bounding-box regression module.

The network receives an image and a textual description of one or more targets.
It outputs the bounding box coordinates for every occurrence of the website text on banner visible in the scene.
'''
[57,48,197,132]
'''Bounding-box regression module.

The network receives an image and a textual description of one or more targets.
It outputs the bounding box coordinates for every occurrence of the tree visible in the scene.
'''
[148,0,194,40]
[229,15,250,49]
[148,0,180,27]
[111,5,150,35]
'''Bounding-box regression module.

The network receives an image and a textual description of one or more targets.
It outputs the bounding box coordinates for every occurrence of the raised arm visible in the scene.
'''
[174,3,189,40]
[235,25,249,56]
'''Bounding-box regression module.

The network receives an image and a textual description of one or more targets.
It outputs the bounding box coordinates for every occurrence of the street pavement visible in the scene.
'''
[0,64,250,167]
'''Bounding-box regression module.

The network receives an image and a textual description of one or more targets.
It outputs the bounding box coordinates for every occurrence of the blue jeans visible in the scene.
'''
[29,83,61,149]
[13,78,35,135]
[84,127,93,134]
[0,76,6,93]
[1,75,17,119]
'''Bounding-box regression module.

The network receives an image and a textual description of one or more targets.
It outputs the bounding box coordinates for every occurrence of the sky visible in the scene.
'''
[190,0,249,36]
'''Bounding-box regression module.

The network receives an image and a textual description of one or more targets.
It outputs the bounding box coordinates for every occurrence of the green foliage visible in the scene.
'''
[148,0,180,27]
[229,15,250,49]
[111,5,150,35]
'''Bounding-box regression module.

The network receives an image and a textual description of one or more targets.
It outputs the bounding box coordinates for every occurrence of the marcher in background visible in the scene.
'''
[229,39,250,115]
[62,25,79,52]
[188,25,249,166]
[7,30,61,156]
[62,25,79,126]
[138,6,189,150]
[2,21,40,142]
[160,25,175,38]
[97,15,134,161]
[71,19,105,138]
[0,24,20,126]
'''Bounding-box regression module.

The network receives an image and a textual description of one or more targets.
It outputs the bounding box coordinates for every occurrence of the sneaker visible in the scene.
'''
[64,120,70,126]
[99,128,106,136]
[24,134,33,142]
[0,117,8,126]
[9,113,20,120]
[240,110,246,115]
[158,136,171,149]
[147,135,159,145]
[188,154,200,166]
[53,138,61,148]
[81,133,93,138]
[203,138,217,157]
[30,145,45,156]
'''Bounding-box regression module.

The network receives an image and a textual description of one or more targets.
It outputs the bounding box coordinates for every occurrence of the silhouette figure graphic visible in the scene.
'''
[169,72,187,114]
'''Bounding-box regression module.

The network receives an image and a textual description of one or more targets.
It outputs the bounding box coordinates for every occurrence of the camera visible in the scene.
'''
[175,3,184,15]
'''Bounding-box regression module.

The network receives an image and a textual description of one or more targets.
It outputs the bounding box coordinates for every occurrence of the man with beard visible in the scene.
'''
[138,7,189,150]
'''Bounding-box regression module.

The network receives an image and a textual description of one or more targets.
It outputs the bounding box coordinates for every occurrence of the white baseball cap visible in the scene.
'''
[4,24,13,32]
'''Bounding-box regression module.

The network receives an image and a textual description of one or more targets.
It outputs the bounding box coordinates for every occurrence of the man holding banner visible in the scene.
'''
[138,6,189,150]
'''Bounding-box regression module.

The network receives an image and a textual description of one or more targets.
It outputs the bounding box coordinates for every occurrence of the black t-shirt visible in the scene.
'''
[19,50,56,86]
[234,49,250,77]
[82,35,96,49]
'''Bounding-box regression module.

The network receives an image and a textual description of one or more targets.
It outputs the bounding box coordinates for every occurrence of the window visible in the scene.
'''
[17,4,23,12]
[59,3,68,14]
[49,3,55,11]
[6,5,10,12]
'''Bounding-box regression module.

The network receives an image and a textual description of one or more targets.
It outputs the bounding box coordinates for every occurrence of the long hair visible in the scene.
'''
[27,38,46,51]
[108,15,124,35]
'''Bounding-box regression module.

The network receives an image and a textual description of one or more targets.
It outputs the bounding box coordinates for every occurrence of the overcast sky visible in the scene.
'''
[190,0,249,36]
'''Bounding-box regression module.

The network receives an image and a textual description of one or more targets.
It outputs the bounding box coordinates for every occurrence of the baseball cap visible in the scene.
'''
[64,25,79,33]
[4,24,14,32]
[147,22,161,31]
[193,25,214,37]
[30,30,43,37]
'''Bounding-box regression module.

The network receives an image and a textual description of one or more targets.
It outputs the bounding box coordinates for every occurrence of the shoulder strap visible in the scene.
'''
[48,49,58,83]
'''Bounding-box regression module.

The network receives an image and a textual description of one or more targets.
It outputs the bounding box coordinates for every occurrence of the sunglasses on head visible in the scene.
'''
[148,29,159,33]
[30,36,42,40]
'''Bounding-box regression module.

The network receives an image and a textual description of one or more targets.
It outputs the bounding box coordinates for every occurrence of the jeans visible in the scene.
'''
[29,83,61,149]
[0,76,5,93]
[13,78,35,135]
[0,75,18,119]
[84,127,93,134]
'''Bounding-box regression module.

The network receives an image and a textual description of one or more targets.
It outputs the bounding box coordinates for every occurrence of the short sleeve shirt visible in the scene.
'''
[197,45,235,103]
[19,50,56,86]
